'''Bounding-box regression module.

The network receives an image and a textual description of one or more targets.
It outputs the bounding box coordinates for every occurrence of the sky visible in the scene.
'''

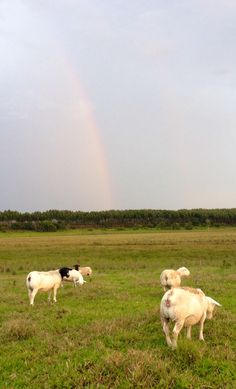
[0,0,236,212]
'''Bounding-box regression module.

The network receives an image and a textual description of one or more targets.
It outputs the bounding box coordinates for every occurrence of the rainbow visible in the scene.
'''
[75,81,114,210]
[59,57,114,211]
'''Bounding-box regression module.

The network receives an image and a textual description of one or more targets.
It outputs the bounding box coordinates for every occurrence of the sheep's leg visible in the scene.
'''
[186,326,192,339]
[172,320,185,348]
[73,279,77,288]
[53,285,59,302]
[162,320,172,347]
[199,312,206,341]
[29,289,38,305]
[48,291,51,302]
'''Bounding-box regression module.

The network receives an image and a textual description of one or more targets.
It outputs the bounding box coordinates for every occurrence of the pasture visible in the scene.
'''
[0,228,235,388]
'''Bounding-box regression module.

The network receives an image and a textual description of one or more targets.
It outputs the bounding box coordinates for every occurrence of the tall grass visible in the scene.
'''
[0,228,235,388]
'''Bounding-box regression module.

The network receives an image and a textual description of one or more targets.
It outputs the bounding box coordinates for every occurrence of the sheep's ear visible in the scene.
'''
[206,296,222,307]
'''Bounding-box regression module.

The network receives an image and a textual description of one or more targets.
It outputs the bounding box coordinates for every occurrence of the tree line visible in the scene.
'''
[0,208,236,231]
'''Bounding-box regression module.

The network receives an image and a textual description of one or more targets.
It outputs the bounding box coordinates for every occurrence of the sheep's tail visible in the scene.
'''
[206,296,221,307]
[177,267,190,277]
[27,276,33,292]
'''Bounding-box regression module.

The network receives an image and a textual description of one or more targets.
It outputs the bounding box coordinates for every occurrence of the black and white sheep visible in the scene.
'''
[26,267,70,305]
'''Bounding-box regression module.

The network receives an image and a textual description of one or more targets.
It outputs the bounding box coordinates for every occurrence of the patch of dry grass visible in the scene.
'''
[2,317,36,340]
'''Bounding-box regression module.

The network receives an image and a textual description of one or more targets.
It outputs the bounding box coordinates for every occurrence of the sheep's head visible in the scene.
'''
[59,267,71,279]
[176,267,190,278]
[206,296,221,319]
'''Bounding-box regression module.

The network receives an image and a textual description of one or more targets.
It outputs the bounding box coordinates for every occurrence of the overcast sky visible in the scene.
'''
[1,0,236,212]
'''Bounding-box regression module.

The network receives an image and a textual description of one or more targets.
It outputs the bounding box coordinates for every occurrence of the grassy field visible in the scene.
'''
[0,228,235,388]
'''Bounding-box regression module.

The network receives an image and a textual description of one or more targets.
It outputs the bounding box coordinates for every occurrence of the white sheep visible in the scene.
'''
[26,267,70,305]
[74,264,92,278]
[160,267,190,291]
[62,268,85,287]
[160,287,221,348]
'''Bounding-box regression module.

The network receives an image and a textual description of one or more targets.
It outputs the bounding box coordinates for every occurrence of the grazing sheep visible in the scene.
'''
[62,268,85,287]
[26,267,70,306]
[160,287,221,348]
[160,267,190,291]
[74,264,92,278]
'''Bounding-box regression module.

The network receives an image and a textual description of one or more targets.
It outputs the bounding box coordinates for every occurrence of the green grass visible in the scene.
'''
[0,229,236,388]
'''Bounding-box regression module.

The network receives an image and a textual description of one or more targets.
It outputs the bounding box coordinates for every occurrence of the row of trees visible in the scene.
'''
[0,209,236,231]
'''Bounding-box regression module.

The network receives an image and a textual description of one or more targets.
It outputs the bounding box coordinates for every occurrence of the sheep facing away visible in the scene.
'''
[160,267,190,291]
[74,264,92,278]
[26,267,71,305]
[160,287,221,348]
